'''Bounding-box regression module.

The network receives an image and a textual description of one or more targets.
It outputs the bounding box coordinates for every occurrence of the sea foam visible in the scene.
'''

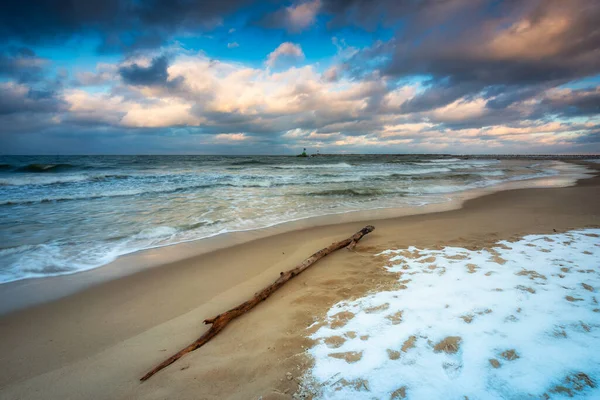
[0,156,590,284]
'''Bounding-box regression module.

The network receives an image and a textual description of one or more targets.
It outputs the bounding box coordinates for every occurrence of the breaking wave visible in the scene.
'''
[16,163,77,173]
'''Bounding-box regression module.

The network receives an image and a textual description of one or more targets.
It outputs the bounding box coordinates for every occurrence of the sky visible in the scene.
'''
[1,0,599,155]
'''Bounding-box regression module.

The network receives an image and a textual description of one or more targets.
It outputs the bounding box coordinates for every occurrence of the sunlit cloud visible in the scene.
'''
[265,42,305,68]
[1,0,599,154]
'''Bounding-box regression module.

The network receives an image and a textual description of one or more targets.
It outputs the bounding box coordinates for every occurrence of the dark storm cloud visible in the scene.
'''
[119,55,169,86]
[118,55,187,90]
[573,131,600,144]
[540,88,600,117]
[257,0,321,33]
[0,0,251,51]
[2,0,599,154]
[0,47,46,83]
[320,0,466,30]
[398,81,480,113]
[0,84,65,116]
[484,85,552,110]
[342,0,600,114]
[328,0,599,84]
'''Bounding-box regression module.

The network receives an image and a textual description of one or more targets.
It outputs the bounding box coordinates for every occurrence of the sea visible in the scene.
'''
[0,155,587,283]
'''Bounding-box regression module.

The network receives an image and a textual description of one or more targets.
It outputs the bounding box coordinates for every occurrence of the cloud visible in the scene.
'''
[2,0,600,154]
[0,82,65,116]
[74,63,119,86]
[540,87,600,117]
[260,0,321,33]
[57,52,389,137]
[227,42,240,49]
[573,130,600,144]
[61,89,126,126]
[320,0,466,30]
[119,55,172,86]
[3,47,599,153]
[40,50,597,151]
[399,81,480,113]
[322,66,339,82]
[0,0,251,52]
[213,133,248,143]
[0,47,48,83]
[347,0,600,87]
[266,42,305,68]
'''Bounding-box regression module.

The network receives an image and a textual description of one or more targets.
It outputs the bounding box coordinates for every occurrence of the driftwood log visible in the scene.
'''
[140,225,375,381]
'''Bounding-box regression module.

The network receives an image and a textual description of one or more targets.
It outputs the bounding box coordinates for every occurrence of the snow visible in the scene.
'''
[303,229,600,399]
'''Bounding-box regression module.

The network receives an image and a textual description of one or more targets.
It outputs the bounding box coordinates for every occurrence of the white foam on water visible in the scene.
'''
[476,170,505,176]
[426,158,462,163]
[273,163,353,169]
[0,174,93,186]
[0,159,593,284]
[303,229,600,399]
[388,167,452,175]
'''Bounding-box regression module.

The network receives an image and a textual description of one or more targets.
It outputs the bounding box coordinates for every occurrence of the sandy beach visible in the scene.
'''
[1,162,599,400]
[3,1,599,397]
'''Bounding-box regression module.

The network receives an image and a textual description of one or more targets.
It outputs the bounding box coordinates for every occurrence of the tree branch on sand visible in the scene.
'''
[140,225,375,381]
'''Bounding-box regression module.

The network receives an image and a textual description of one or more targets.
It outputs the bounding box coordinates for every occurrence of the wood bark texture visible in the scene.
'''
[140,225,375,381]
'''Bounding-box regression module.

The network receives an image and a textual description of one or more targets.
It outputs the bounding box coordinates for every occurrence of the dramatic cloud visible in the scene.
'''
[0,0,251,51]
[1,0,599,154]
[387,1,600,85]
[260,0,321,33]
[0,82,65,116]
[74,64,119,86]
[0,47,47,83]
[119,55,170,86]
[321,66,339,82]
[540,87,600,117]
[345,1,600,94]
[266,42,305,68]
[21,50,593,153]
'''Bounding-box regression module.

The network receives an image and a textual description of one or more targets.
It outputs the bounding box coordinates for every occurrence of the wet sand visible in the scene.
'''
[0,162,599,400]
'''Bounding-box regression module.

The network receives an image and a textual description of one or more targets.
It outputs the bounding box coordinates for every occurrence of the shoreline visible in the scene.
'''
[0,162,599,399]
[0,161,592,315]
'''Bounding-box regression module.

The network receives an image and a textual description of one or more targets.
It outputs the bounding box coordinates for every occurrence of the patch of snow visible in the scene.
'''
[303,229,600,399]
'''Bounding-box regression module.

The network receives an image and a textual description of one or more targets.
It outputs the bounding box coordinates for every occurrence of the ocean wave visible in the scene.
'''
[0,179,291,206]
[132,226,178,240]
[425,158,461,163]
[0,183,215,206]
[0,156,570,285]
[1,175,91,186]
[91,174,131,181]
[180,219,222,231]
[414,170,554,194]
[0,243,80,282]
[477,170,505,177]
[230,159,268,166]
[378,172,471,181]
[413,159,500,169]
[303,188,400,197]
[0,169,483,205]
[272,162,353,169]
[447,160,501,169]
[417,184,471,194]
[15,163,77,173]
[0,173,131,187]
[389,167,452,175]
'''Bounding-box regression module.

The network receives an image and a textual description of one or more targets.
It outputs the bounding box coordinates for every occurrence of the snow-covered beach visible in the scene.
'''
[304,229,600,399]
